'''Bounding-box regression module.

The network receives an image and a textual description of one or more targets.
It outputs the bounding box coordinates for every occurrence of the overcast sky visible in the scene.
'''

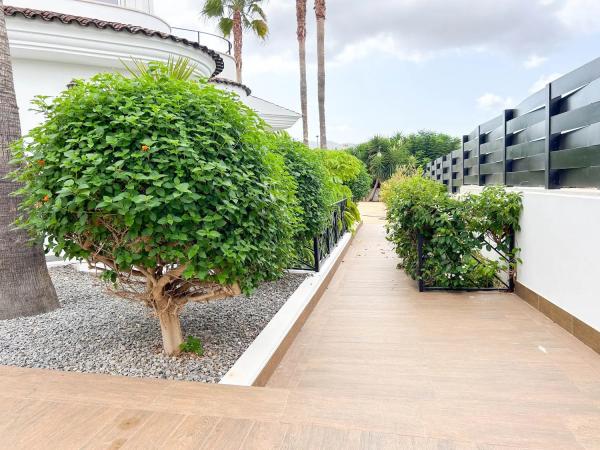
[155,0,600,145]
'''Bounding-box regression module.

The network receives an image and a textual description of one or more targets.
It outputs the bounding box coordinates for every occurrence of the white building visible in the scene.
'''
[3,0,301,133]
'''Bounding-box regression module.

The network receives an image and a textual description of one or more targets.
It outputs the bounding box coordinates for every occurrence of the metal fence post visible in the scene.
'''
[477,125,483,186]
[313,236,320,272]
[502,109,513,186]
[461,135,468,186]
[544,83,557,189]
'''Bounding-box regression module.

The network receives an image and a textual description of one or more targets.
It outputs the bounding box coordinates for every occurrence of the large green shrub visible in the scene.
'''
[10,65,298,354]
[385,176,522,289]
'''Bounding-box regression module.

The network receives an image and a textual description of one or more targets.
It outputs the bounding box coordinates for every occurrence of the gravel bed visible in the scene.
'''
[0,266,308,383]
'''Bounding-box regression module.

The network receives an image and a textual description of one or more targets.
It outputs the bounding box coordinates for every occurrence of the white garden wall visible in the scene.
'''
[461,186,600,332]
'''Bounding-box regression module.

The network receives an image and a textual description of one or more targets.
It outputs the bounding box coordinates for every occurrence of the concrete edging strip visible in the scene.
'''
[219,225,360,387]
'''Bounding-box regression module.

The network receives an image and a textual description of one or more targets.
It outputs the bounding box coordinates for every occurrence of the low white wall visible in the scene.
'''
[461,185,600,332]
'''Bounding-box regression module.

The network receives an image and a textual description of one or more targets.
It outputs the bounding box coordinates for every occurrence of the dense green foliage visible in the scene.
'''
[265,133,332,241]
[385,177,522,289]
[398,131,460,167]
[348,131,460,182]
[10,67,297,296]
[316,149,371,201]
[346,164,372,202]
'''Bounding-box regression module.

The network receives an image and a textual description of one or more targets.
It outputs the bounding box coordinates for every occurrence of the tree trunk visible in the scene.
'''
[233,10,243,83]
[158,309,184,356]
[315,0,327,149]
[297,0,309,146]
[368,179,380,202]
[0,1,59,320]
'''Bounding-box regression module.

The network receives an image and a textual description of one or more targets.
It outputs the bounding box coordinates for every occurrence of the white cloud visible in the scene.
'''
[557,0,600,32]
[477,93,515,111]
[524,54,548,69]
[529,73,563,93]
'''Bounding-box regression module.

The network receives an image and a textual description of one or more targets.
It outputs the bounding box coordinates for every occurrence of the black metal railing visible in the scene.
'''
[171,27,233,55]
[293,199,348,272]
[416,229,516,292]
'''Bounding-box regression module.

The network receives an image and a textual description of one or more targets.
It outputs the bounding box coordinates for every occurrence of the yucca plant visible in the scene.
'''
[122,56,198,81]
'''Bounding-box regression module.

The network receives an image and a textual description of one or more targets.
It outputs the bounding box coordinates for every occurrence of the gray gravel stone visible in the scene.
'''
[0,266,308,383]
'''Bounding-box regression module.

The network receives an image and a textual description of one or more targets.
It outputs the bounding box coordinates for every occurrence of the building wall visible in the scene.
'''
[12,59,104,133]
[461,185,600,332]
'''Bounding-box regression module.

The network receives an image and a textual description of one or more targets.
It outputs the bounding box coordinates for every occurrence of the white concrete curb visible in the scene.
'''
[219,231,353,387]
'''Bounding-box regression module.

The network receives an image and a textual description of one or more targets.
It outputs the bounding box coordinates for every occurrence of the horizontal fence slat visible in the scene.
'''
[463,175,479,185]
[558,121,600,150]
[480,139,503,155]
[552,101,600,134]
[512,121,546,145]
[560,76,600,112]
[463,157,478,169]
[514,90,546,115]
[482,173,504,185]
[511,153,546,172]
[552,57,600,98]
[507,108,545,134]
[507,139,545,160]
[551,146,600,170]
[484,149,505,164]
[506,170,545,187]
[558,166,600,188]
[480,161,504,175]
[480,115,503,134]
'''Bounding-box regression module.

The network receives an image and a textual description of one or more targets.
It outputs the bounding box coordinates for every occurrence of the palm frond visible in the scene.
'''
[202,0,225,17]
[218,17,234,37]
[249,19,268,38]
[249,3,267,21]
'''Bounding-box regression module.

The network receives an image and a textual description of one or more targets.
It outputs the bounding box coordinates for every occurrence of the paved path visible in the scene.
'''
[1,202,600,449]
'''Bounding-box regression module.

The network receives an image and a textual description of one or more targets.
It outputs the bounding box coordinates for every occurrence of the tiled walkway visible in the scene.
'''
[1,202,600,449]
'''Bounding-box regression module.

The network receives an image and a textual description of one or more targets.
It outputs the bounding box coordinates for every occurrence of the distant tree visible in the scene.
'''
[0,1,59,319]
[400,131,460,167]
[347,136,413,201]
[296,0,309,145]
[201,0,268,83]
[314,0,327,148]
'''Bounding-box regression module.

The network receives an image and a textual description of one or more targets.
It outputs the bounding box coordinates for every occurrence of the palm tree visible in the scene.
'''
[201,0,268,83]
[296,0,309,145]
[314,0,327,149]
[0,1,59,319]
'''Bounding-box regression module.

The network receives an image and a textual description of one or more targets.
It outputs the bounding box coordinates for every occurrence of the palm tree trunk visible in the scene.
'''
[0,2,59,319]
[296,0,309,146]
[315,0,327,149]
[233,10,243,83]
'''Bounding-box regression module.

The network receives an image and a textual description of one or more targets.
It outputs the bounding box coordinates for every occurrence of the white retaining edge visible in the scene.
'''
[219,231,353,386]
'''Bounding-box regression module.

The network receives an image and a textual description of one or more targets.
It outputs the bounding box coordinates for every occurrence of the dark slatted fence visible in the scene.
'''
[426,57,600,191]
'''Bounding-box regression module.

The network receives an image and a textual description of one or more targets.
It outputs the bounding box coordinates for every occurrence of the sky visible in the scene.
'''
[155,0,600,146]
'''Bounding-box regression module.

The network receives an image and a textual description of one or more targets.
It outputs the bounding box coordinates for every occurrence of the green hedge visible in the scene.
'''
[385,176,522,289]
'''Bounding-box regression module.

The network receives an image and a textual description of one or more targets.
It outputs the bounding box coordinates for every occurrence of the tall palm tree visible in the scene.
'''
[0,1,59,319]
[314,0,327,149]
[296,0,309,145]
[201,0,268,83]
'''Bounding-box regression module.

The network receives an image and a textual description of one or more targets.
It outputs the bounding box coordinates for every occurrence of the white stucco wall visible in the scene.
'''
[12,59,105,133]
[7,0,169,31]
[461,185,600,332]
